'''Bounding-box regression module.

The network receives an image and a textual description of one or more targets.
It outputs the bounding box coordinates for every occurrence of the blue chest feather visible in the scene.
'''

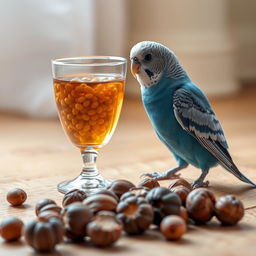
[141,77,218,169]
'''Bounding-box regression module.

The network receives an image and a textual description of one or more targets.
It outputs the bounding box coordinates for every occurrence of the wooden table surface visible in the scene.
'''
[0,86,256,256]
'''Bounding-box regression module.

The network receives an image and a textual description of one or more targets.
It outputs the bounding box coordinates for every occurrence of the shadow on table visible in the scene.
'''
[0,240,25,248]
[29,251,64,256]
[66,240,131,254]
[8,203,32,210]
[126,229,194,246]
[199,221,255,232]
[211,183,255,195]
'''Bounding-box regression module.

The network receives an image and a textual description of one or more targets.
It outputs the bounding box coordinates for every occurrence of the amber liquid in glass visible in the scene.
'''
[54,77,125,149]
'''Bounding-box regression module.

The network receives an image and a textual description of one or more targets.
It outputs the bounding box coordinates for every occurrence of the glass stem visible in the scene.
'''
[81,148,99,177]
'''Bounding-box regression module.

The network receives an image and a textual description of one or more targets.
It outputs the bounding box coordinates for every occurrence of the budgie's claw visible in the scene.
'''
[140,171,180,181]
[191,180,209,189]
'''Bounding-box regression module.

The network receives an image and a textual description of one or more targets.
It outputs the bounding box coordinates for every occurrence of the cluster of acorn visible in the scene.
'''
[0,177,245,253]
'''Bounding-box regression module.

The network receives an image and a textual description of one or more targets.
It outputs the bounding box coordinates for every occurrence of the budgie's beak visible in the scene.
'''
[131,58,140,78]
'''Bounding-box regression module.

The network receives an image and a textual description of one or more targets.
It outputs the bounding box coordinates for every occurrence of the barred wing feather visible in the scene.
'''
[173,88,255,186]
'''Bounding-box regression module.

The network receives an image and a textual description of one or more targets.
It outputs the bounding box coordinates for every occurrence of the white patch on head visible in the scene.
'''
[130,41,166,87]
[130,41,186,87]
[130,41,162,59]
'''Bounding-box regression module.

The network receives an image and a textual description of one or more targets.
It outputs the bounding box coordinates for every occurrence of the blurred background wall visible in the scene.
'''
[0,0,95,117]
[0,0,255,117]
[231,0,256,81]
[125,0,256,97]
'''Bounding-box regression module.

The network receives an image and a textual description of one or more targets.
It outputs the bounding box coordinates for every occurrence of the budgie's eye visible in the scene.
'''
[144,54,152,62]
[133,57,139,63]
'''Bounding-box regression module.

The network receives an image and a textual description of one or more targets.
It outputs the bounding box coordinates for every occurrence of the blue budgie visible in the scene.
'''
[130,41,255,188]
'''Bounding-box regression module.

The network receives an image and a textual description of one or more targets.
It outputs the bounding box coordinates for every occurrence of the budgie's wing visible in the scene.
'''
[173,87,255,186]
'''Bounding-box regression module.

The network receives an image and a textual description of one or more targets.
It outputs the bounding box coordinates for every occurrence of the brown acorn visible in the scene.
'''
[6,188,27,206]
[39,204,62,215]
[179,206,189,223]
[0,217,24,241]
[107,179,135,199]
[35,199,57,216]
[117,196,153,234]
[160,215,186,240]
[94,189,119,202]
[62,189,87,207]
[24,218,64,252]
[170,185,190,205]
[186,188,216,223]
[215,195,244,225]
[87,211,122,247]
[83,194,117,214]
[120,187,150,201]
[62,202,93,241]
[38,210,63,222]
[138,178,160,189]
[146,187,181,225]
[168,178,192,191]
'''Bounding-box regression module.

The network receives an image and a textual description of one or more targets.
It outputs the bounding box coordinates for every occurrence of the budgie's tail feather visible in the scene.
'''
[197,137,256,187]
[219,161,256,187]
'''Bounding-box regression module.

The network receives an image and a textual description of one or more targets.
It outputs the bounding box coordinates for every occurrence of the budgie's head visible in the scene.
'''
[130,41,185,87]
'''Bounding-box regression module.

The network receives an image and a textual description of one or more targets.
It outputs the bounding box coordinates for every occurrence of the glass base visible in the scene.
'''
[57,172,111,194]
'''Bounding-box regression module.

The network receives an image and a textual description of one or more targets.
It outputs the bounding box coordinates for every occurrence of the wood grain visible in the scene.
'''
[0,86,256,256]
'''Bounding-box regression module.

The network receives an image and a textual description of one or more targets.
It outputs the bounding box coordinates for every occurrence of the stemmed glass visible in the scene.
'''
[51,56,127,194]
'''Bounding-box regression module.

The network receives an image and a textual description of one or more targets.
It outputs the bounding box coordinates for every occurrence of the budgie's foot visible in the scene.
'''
[191,180,209,189]
[140,171,181,181]
[140,164,189,181]
[191,169,210,188]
